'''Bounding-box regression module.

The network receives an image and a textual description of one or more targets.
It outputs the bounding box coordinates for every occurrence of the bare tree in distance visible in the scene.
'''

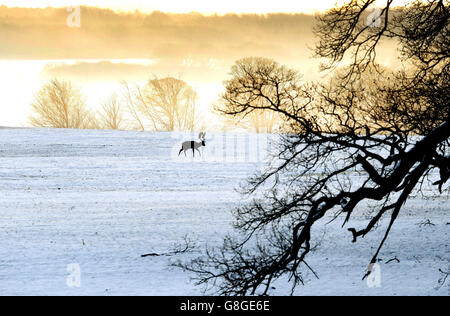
[222,105,280,133]
[177,0,449,295]
[248,108,280,133]
[121,77,199,131]
[30,78,96,129]
[121,81,146,131]
[216,58,288,133]
[98,93,124,130]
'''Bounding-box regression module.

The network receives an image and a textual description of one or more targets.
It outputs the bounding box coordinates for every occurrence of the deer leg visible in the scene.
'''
[196,148,201,156]
[178,148,183,156]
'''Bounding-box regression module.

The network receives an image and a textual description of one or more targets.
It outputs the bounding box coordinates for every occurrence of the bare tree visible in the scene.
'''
[247,108,280,133]
[221,106,280,133]
[98,93,124,130]
[216,58,287,133]
[29,78,95,129]
[177,0,449,295]
[121,77,198,131]
[121,81,146,131]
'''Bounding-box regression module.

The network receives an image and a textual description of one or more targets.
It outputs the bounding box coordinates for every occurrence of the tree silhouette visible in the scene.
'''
[98,93,124,130]
[178,0,449,295]
[30,78,95,129]
[217,58,283,133]
[121,77,198,131]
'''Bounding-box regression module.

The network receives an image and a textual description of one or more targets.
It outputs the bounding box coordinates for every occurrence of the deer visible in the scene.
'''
[179,132,206,157]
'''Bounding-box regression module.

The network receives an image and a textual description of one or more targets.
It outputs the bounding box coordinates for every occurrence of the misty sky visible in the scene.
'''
[0,0,340,14]
[0,2,401,127]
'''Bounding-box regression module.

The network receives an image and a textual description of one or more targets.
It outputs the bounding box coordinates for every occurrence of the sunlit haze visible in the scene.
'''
[0,0,340,14]
[0,1,402,127]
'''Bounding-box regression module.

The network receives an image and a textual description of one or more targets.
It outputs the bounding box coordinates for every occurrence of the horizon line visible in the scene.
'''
[0,4,327,16]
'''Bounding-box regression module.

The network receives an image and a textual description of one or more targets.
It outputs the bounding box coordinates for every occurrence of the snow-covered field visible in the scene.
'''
[0,128,448,296]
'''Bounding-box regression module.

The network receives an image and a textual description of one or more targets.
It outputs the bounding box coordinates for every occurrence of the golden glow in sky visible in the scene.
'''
[0,0,340,14]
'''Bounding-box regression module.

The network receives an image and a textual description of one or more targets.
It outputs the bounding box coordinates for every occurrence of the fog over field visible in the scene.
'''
[0,6,399,127]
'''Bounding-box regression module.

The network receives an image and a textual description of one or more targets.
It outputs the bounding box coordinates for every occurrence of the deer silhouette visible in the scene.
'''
[179,132,206,157]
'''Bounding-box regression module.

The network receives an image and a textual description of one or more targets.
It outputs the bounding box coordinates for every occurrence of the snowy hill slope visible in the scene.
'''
[0,128,448,295]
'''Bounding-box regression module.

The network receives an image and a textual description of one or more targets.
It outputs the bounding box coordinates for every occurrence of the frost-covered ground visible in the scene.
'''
[0,128,448,296]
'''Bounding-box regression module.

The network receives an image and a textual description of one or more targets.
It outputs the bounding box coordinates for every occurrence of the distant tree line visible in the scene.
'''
[30,77,200,132]
[29,75,280,133]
